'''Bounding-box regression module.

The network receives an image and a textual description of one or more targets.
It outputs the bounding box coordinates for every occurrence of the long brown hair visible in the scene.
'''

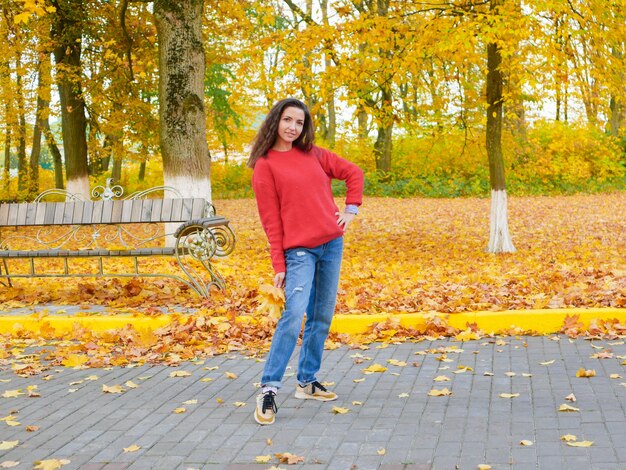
[247,98,315,168]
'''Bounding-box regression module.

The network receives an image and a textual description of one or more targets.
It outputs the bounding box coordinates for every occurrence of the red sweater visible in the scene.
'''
[252,145,364,273]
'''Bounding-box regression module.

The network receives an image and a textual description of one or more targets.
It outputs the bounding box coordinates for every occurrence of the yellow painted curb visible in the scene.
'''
[0,315,173,335]
[0,308,624,337]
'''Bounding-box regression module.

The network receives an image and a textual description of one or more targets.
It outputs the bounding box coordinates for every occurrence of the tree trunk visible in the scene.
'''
[3,104,10,188]
[29,56,52,197]
[52,0,90,199]
[154,0,212,202]
[16,54,27,193]
[486,0,515,253]
[608,95,623,137]
[112,156,122,182]
[43,119,64,190]
[138,160,146,181]
[374,85,393,172]
[320,0,335,147]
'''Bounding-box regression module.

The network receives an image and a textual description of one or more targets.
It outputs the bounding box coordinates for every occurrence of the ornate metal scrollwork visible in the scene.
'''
[92,178,124,200]
[210,225,236,257]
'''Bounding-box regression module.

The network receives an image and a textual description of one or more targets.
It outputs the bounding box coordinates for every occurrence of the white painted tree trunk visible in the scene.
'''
[66,176,91,201]
[488,189,516,253]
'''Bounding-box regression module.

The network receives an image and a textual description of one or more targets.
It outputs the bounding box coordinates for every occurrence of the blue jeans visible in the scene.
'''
[261,236,344,389]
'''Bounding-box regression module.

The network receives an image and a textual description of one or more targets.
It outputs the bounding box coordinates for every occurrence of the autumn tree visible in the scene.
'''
[152,0,211,202]
[50,0,90,199]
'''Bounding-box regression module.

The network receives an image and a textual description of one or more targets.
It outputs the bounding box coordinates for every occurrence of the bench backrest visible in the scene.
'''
[0,198,210,227]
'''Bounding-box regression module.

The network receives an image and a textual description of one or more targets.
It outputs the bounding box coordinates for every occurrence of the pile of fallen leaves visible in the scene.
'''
[1,194,625,372]
[2,193,625,313]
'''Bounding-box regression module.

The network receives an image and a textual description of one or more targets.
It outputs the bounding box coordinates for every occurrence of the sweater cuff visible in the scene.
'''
[345,204,359,215]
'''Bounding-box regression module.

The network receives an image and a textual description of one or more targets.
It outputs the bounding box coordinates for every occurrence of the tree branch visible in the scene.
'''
[120,0,134,81]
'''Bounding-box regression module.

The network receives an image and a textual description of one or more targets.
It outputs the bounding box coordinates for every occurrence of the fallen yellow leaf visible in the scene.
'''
[125,381,139,389]
[353,378,365,383]
[477,465,492,470]
[561,434,577,442]
[204,366,219,371]
[398,393,409,398]
[182,399,198,405]
[566,441,593,447]
[85,375,99,381]
[33,459,71,470]
[233,402,247,407]
[454,329,480,341]
[520,440,533,446]
[352,401,363,405]
[505,372,516,377]
[499,393,520,399]
[331,406,350,414]
[169,371,191,378]
[387,359,407,367]
[540,360,555,365]
[558,404,580,412]
[225,372,238,379]
[255,455,271,463]
[434,375,450,382]
[0,441,18,450]
[61,354,89,368]
[483,372,494,376]
[200,378,213,383]
[275,452,304,464]
[0,461,20,468]
[26,425,40,432]
[123,444,141,452]
[576,368,596,378]
[609,374,622,379]
[565,393,576,402]
[6,420,20,427]
[377,448,386,455]
[2,390,23,398]
[428,388,452,397]
[102,384,124,394]
[362,363,387,374]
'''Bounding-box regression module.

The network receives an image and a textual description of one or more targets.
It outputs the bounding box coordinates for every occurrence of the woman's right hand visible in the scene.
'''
[274,272,286,289]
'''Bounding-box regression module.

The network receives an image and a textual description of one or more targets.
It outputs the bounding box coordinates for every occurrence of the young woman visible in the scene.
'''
[248,98,363,425]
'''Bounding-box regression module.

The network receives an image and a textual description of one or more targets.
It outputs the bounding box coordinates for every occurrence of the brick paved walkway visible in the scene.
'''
[1,336,625,469]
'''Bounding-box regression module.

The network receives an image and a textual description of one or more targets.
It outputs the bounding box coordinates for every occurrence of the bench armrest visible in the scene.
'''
[174,217,235,257]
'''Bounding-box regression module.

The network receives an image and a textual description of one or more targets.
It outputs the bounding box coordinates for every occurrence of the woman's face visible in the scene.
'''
[275,106,305,148]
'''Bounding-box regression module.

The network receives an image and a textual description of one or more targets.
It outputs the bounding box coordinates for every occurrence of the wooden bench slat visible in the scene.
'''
[160,199,173,222]
[53,202,65,224]
[91,201,103,224]
[181,198,194,221]
[44,203,55,224]
[62,202,75,224]
[8,204,19,225]
[16,203,27,225]
[121,200,134,223]
[35,203,46,225]
[171,199,183,222]
[109,201,122,223]
[131,199,143,222]
[191,198,206,218]
[81,201,93,224]
[72,201,85,224]
[101,200,114,223]
[25,203,37,225]
[150,199,163,222]
[141,199,153,222]
[0,203,9,225]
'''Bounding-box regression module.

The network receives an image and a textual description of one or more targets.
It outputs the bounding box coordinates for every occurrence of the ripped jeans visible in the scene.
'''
[261,236,344,389]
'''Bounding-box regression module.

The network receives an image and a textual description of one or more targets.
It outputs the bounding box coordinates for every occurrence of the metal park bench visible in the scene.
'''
[0,180,235,297]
